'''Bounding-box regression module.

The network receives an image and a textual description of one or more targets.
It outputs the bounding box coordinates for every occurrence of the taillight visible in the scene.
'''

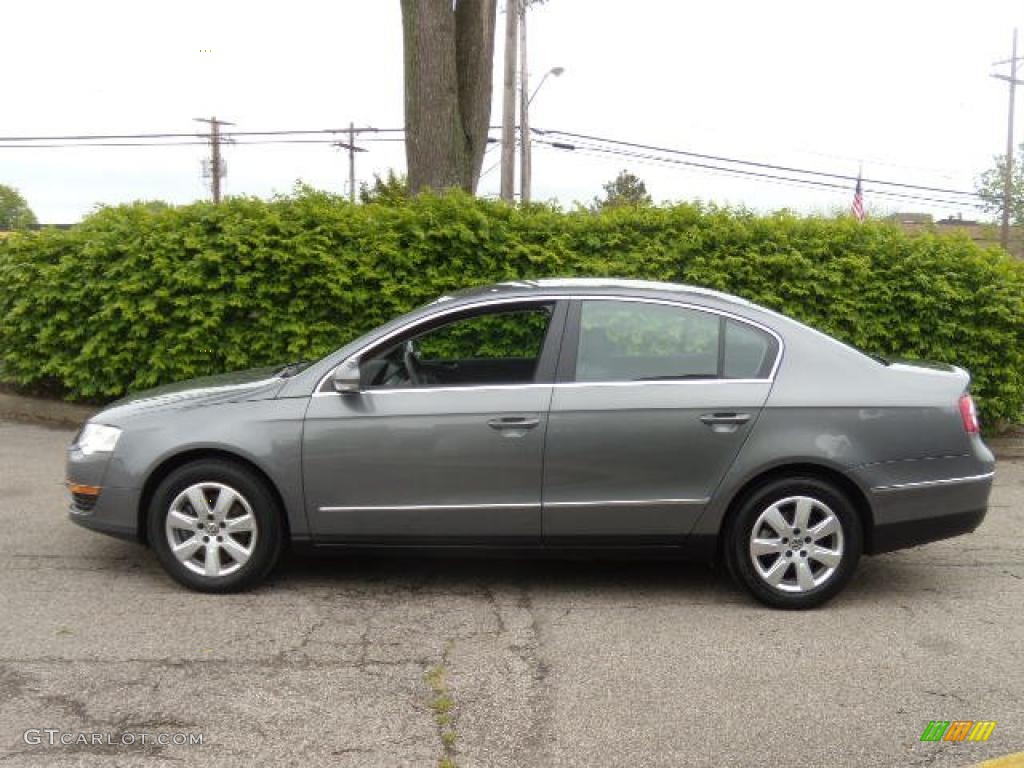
[959,394,980,433]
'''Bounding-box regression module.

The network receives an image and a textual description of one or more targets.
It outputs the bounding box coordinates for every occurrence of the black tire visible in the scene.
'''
[726,476,862,609]
[148,460,284,592]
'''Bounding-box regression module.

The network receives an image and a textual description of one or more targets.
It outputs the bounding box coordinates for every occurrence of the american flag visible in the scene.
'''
[851,171,865,222]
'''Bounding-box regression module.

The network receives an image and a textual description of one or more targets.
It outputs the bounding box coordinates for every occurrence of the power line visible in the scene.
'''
[539,140,982,209]
[533,139,983,210]
[534,128,982,199]
[0,122,984,200]
[0,137,408,149]
[0,141,211,148]
[0,120,988,210]
[0,127,405,142]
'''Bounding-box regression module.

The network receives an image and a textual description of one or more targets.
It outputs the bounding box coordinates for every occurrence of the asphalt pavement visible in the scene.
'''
[0,418,1021,767]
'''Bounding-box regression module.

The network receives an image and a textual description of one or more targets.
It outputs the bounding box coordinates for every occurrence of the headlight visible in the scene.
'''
[76,423,122,456]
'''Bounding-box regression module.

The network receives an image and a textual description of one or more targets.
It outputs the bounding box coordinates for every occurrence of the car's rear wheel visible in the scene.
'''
[148,460,283,592]
[727,476,862,609]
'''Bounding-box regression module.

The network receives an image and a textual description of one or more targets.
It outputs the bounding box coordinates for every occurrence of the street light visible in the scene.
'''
[528,66,565,106]
[520,65,563,204]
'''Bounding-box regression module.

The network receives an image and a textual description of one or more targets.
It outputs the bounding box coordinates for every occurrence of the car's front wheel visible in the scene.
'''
[148,460,283,592]
[727,476,862,609]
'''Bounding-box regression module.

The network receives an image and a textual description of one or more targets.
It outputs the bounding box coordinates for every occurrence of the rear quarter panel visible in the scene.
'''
[690,314,991,541]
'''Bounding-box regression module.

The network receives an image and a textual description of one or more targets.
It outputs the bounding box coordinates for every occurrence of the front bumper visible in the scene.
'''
[66,445,142,542]
[69,485,141,541]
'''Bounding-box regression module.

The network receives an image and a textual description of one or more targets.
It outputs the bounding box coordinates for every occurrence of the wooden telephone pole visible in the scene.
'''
[992,29,1024,249]
[518,0,531,204]
[332,123,366,203]
[194,117,234,203]
[499,0,519,202]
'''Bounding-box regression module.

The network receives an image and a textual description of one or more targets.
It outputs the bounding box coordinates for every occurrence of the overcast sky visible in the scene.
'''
[1,0,1019,222]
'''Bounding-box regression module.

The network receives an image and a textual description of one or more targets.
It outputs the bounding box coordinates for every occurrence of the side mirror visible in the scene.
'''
[332,358,362,394]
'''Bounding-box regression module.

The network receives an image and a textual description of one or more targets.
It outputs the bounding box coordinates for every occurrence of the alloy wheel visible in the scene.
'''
[748,495,844,593]
[164,482,259,578]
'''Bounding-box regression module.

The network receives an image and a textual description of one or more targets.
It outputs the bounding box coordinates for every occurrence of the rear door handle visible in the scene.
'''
[487,416,540,430]
[700,412,751,427]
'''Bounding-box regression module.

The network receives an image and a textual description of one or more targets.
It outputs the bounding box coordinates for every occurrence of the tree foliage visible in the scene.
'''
[0,185,38,231]
[593,170,653,210]
[1,189,1023,426]
[359,170,409,205]
[977,145,1024,225]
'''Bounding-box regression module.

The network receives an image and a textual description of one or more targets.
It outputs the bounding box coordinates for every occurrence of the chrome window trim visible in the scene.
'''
[328,383,552,396]
[552,379,770,388]
[312,379,772,398]
[313,293,785,396]
[871,471,995,493]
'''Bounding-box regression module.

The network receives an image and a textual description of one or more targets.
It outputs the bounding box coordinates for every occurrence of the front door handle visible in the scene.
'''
[487,416,540,430]
[699,413,751,433]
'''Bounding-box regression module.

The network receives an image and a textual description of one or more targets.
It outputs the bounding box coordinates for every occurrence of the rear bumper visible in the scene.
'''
[871,506,987,554]
[865,471,993,554]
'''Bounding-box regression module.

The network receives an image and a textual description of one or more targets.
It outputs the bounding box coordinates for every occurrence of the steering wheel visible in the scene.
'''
[402,340,423,386]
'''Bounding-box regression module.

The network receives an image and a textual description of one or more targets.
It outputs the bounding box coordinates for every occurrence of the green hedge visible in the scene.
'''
[2,188,1023,426]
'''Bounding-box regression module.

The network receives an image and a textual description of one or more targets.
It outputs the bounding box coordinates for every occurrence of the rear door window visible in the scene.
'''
[576,301,720,382]
[574,301,777,382]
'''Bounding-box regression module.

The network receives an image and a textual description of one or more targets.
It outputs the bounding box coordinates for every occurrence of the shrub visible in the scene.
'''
[1,188,1023,426]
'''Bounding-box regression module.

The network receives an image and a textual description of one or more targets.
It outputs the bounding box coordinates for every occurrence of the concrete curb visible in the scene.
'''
[976,751,1024,768]
[0,391,97,428]
[986,437,1024,461]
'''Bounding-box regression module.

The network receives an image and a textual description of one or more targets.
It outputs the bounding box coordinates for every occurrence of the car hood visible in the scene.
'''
[91,366,287,424]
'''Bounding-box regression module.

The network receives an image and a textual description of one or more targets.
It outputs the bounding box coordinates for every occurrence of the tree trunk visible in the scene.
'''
[454,0,496,192]
[401,0,497,195]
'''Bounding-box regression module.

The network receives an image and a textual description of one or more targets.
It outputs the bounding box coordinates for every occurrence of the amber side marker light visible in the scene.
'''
[67,483,101,496]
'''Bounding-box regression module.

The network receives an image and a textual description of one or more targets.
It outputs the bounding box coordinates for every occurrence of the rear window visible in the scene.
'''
[723,319,774,379]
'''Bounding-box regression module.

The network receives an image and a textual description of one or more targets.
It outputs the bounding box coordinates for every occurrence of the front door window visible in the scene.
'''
[362,305,554,389]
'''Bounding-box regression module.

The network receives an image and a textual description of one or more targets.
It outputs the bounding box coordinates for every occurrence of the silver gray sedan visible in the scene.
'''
[66,278,995,608]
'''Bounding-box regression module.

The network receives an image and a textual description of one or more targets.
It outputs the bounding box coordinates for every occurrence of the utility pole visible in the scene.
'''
[348,122,356,203]
[499,0,519,202]
[992,29,1024,249]
[518,0,531,204]
[194,116,234,203]
[332,124,366,203]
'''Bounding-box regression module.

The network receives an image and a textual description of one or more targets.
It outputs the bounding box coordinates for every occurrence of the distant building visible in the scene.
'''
[888,212,1021,259]
[936,214,979,227]
[886,212,934,225]
[0,223,73,234]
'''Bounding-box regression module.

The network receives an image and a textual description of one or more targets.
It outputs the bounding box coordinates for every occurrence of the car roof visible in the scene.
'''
[437,278,755,308]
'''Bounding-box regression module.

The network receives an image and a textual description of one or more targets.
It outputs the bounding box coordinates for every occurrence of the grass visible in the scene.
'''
[425,648,459,768]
